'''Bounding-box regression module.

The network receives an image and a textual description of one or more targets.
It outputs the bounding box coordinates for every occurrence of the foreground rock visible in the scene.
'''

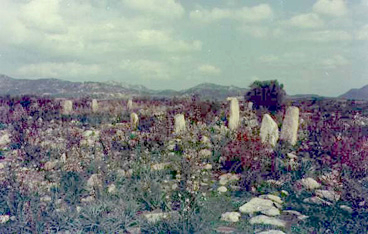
[280,106,299,145]
[239,198,280,216]
[299,177,321,190]
[260,114,279,147]
[249,215,286,227]
[131,113,139,128]
[220,212,241,223]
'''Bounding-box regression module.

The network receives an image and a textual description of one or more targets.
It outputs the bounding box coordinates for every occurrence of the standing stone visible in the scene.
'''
[280,106,299,145]
[127,98,133,110]
[260,114,279,147]
[174,114,186,134]
[247,101,253,110]
[62,100,73,115]
[131,112,139,128]
[228,98,239,131]
[91,99,98,113]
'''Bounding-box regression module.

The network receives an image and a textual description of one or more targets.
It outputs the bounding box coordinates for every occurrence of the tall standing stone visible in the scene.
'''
[62,100,73,115]
[260,114,279,147]
[131,112,139,128]
[280,106,299,145]
[174,114,186,134]
[127,98,133,111]
[228,98,239,131]
[92,99,98,113]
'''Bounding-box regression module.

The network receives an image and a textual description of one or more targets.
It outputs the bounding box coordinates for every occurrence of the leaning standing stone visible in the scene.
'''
[127,98,133,110]
[174,114,186,134]
[260,114,279,147]
[280,106,299,145]
[228,98,239,131]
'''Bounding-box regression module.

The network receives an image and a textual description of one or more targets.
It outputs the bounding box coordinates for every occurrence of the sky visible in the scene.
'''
[0,0,367,96]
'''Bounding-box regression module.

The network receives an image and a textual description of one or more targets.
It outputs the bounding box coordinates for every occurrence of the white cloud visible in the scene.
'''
[293,30,352,42]
[17,62,102,78]
[356,24,368,40]
[198,64,221,75]
[20,0,65,33]
[288,13,324,29]
[189,4,273,23]
[313,0,348,17]
[122,0,185,19]
[120,59,171,80]
[321,55,350,69]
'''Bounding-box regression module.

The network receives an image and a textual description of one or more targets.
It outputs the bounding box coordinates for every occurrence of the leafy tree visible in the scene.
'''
[244,80,286,112]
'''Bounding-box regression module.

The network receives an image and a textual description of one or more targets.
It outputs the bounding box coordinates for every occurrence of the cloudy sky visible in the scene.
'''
[0,0,367,96]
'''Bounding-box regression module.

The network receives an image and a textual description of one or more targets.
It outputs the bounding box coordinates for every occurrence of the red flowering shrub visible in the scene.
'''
[222,130,274,172]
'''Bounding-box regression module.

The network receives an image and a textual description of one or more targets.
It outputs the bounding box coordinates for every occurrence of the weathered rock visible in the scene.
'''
[62,100,73,115]
[247,102,253,110]
[86,174,102,190]
[92,99,98,113]
[228,98,239,131]
[151,163,170,171]
[300,177,321,190]
[340,205,353,213]
[44,160,59,171]
[81,196,95,203]
[315,189,340,202]
[259,194,283,204]
[0,131,11,147]
[143,211,178,223]
[257,230,286,234]
[127,98,133,110]
[131,113,139,128]
[219,173,240,185]
[218,186,228,193]
[249,215,286,227]
[220,212,241,223]
[260,114,279,147]
[199,149,212,158]
[239,198,280,216]
[107,184,117,194]
[282,210,309,220]
[303,196,332,206]
[280,107,299,145]
[215,226,237,234]
[0,215,10,224]
[174,114,186,134]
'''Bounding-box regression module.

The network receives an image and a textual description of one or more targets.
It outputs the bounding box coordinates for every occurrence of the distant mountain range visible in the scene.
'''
[339,84,368,100]
[0,74,248,100]
[2,74,362,101]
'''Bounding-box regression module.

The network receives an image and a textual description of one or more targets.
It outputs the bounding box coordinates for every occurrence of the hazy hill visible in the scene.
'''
[339,84,368,100]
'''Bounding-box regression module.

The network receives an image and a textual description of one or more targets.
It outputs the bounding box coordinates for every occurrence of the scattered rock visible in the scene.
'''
[259,194,283,204]
[249,215,286,227]
[218,186,228,193]
[81,196,95,203]
[219,173,240,185]
[199,149,212,158]
[303,196,332,206]
[257,230,286,234]
[282,210,309,220]
[44,160,59,171]
[281,190,289,197]
[215,226,237,234]
[220,212,241,223]
[0,215,10,224]
[315,189,340,202]
[107,184,117,194]
[0,132,11,147]
[151,163,170,171]
[86,174,103,190]
[126,226,141,234]
[40,196,52,203]
[260,114,279,147]
[143,211,178,224]
[340,205,353,213]
[239,198,280,216]
[280,106,299,146]
[300,177,321,190]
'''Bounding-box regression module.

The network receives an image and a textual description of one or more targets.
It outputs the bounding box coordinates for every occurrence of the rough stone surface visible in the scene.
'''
[143,211,178,224]
[228,98,239,131]
[259,194,283,204]
[303,196,332,206]
[280,106,299,145]
[260,114,279,147]
[131,113,139,128]
[174,114,186,134]
[219,173,240,185]
[0,131,11,147]
[257,230,286,234]
[300,177,321,190]
[220,212,241,223]
[92,99,98,113]
[215,226,237,234]
[239,198,280,216]
[127,99,133,110]
[249,215,286,227]
[62,100,73,115]
[86,174,102,190]
[315,189,340,202]
[340,205,353,213]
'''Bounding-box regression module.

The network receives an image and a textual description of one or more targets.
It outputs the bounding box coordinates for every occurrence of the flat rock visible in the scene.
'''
[259,194,283,204]
[215,226,237,234]
[257,230,286,234]
[239,198,280,216]
[300,177,321,190]
[315,189,340,202]
[303,196,332,206]
[249,215,286,227]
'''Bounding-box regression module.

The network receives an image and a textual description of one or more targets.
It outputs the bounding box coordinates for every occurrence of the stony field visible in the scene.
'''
[0,96,368,233]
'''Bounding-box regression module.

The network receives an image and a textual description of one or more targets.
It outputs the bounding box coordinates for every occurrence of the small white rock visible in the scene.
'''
[0,215,10,224]
[249,215,286,227]
[221,212,241,223]
[218,186,228,193]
